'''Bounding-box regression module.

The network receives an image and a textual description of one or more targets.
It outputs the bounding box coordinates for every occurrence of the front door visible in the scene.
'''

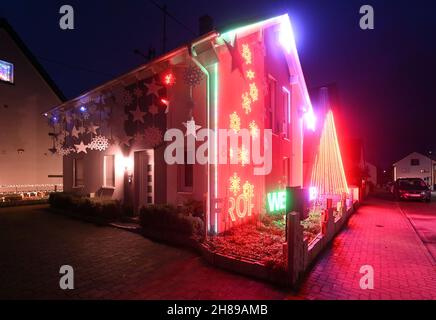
[134,150,154,209]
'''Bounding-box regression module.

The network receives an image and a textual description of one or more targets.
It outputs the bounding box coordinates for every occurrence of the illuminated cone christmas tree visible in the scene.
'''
[310,110,348,196]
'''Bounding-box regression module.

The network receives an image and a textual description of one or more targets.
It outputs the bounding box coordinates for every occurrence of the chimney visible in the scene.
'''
[199,15,214,36]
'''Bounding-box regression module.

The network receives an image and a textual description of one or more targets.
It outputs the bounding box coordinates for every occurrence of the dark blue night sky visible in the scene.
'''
[1,0,436,168]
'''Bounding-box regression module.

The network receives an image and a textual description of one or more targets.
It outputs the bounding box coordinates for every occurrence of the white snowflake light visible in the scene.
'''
[229,172,241,196]
[229,112,241,133]
[89,135,109,151]
[241,92,252,114]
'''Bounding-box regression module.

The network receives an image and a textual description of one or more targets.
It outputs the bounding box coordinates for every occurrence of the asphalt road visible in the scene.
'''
[397,193,436,263]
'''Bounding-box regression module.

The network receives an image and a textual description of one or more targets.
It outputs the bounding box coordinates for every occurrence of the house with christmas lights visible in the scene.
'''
[44,14,329,234]
[0,18,64,195]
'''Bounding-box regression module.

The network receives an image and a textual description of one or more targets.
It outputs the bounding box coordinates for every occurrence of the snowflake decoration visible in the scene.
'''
[183,65,204,86]
[246,70,255,80]
[229,112,241,133]
[238,146,249,166]
[133,87,143,98]
[143,126,163,148]
[241,44,252,65]
[249,120,259,138]
[57,146,73,157]
[229,172,241,196]
[229,147,238,163]
[241,92,252,114]
[89,135,109,151]
[249,83,259,102]
[242,181,254,199]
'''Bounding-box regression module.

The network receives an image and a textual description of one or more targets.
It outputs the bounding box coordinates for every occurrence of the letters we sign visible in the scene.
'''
[267,190,288,213]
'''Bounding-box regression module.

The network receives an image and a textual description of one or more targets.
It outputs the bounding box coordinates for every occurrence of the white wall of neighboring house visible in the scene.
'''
[0,26,63,188]
[393,152,435,189]
[366,162,377,186]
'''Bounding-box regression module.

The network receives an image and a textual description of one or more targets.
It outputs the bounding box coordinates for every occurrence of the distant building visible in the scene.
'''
[366,162,377,187]
[0,18,64,192]
[393,152,436,189]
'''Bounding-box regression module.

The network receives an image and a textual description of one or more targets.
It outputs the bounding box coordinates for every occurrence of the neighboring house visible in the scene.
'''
[366,162,377,187]
[44,14,316,233]
[393,152,436,189]
[0,18,64,192]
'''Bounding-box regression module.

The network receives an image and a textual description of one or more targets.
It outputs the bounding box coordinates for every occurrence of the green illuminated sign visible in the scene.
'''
[267,190,288,213]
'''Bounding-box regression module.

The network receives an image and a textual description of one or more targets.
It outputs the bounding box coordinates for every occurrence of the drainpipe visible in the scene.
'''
[190,44,211,239]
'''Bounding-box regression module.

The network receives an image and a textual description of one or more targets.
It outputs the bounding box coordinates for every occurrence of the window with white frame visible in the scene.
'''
[282,87,291,139]
[267,76,277,132]
[103,155,115,187]
[73,158,84,187]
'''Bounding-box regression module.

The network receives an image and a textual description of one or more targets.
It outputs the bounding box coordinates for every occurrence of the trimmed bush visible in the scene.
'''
[139,204,204,239]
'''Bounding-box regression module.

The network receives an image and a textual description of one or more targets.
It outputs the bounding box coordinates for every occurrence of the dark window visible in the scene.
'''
[411,159,420,166]
[178,149,194,192]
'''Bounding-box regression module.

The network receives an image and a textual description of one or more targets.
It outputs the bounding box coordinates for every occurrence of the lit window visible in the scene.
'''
[0,59,14,84]
[73,158,85,187]
[103,155,115,187]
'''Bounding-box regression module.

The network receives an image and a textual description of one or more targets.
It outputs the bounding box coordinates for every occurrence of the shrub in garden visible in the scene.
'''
[139,204,204,239]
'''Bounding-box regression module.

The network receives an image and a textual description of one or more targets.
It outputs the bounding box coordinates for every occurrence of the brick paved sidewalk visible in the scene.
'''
[291,195,436,300]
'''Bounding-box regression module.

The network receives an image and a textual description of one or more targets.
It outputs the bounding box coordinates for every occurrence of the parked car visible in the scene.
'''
[393,178,431,202]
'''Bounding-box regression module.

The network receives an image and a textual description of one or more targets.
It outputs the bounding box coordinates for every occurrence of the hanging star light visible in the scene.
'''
[224,35,244,76]
[117,132,132,147]
[74,141,88,154]
[130,105,146,123]
[71,126,80,138]
[145,79,163,97]
[148,103,159,115]
[87,123,99,135]
[183,117,201,137]
[143,126,163,147]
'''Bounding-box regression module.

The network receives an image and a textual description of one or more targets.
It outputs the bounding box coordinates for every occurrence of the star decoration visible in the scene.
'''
[71,126,80,138]
[117,132,132,146]
[87,123,99,135]
[224,35,244,77]
[74,141,88,154]
[183,117,201,137]
[130,105,146,123]
[145,79,163,98]
[78,126,86,135]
